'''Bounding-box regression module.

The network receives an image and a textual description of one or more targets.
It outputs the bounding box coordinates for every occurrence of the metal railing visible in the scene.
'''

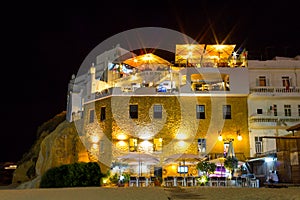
[250,86,300,94]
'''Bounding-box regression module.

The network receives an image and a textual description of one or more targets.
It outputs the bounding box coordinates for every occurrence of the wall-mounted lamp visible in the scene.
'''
[237,130,242,141]
[218,130,223,141]
[218,130,242,142]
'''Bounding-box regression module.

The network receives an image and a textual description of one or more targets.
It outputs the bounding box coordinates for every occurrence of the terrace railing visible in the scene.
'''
[250,86,300,95]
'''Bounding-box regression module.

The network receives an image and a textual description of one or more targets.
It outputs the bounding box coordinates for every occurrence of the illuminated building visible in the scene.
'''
[248,57,300,157]
[66,43,300,179]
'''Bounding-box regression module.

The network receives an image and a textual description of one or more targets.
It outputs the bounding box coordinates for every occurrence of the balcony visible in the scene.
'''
[249,113,300,128]
[250,86,300,96]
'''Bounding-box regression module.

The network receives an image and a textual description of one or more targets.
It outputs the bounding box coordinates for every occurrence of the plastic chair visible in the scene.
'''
[164,176,174,187]
[129,176,137,187]
[138,176,147,187]
[186,176,194,186]
[176,176,184,186]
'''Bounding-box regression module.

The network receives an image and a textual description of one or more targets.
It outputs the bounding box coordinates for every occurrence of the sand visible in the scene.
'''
[1,186,300,200]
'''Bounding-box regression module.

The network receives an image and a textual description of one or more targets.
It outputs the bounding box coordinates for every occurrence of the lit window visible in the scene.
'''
[284,105,291,116]
[129,138,138,152]
[100,107,106,121]
[153,138,163,152]
[129,105,138,119]
[196,105,205,119]
[223,105,231,119]
[258,76,267,86]
[153,105,162,119]
[255,137,263,154]
[223,143,229,157]
[282,76,290,87]
[198,139,206,153]
[89,109,95,123]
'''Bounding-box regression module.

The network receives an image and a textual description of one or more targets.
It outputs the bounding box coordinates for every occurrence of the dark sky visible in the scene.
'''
[1,1,300,162]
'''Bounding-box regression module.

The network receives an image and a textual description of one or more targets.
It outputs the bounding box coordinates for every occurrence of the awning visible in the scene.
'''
[121,53,171,69]
[286,123,300,131]
[204,45,236,60]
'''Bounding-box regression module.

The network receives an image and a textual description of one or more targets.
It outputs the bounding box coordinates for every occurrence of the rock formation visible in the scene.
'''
[12,111,93,188]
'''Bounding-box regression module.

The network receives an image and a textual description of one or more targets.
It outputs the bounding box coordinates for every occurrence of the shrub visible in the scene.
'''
[224,156,238,172]
[40,162,104,188]
[196,161,216,176]
[108,172,119,185]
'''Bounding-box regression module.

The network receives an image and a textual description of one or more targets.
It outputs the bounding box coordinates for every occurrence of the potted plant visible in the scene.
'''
[122,173,130,187]
[196,161,216,186]
[224,156,238,177]
[154,176,162,186]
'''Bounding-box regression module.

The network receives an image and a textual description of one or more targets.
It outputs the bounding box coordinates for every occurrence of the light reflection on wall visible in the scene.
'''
[177,140,187,148]
[90,135,100,143]
[139,140,153,153]
[116,133,128,140]
[116,140,128,151]
[176,132,189,140]
[91,143,100,156]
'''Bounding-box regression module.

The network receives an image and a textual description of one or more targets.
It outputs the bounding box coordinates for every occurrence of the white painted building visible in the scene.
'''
[66,45,133,122]
[247,56,300,157]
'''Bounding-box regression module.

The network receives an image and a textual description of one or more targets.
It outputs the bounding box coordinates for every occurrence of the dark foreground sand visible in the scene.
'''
[1,186,300,200]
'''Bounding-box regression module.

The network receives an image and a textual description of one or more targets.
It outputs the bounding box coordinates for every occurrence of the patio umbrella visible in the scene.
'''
[117,152,160,176]
[164,153,201,165]
[226,141,235,158]
[204,45,236,60]
[208,157,226,165]
[118,152,159,164]
[121,53,171,70]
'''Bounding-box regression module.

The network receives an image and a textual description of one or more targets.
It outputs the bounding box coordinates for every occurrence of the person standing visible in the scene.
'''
[268,171,279,183]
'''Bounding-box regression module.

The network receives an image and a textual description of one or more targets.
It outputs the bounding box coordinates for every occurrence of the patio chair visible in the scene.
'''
[249,174,258,188]
[149,176,156,186]
[129,176,137,187]
[186,176,194,186]
[176,176,184,186]
[209,177,219,186]
[218,177,226,186]
[138,176,147,187]
[164,176,174,187]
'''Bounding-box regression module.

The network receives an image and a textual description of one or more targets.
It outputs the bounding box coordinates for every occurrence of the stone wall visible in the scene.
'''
[82,95,250,167]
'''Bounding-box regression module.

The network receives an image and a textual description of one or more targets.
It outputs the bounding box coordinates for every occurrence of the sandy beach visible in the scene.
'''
[1,186,300,200]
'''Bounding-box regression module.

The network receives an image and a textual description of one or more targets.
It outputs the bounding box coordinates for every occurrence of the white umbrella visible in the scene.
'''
[164,153,201,165]
[118,152,159,162]
[226,141,235,158]
[208,157,226,165]
[118,152,159,176]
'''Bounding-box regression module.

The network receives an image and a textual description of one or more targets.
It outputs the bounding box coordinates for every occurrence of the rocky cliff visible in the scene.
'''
[12,111,93,188]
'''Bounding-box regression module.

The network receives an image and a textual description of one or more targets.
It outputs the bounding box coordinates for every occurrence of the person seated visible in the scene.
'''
[267,171,279,183]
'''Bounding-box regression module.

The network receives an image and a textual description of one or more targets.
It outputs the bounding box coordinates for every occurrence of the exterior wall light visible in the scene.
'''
[218,131,223,141]
[237,130,242,141]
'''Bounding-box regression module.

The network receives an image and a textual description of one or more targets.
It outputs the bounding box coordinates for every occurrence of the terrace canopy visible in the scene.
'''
[121,53,171,71]
[204,45,236,60]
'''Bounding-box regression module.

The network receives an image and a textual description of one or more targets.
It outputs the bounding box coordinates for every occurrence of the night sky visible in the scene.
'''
[1,1,300,162]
